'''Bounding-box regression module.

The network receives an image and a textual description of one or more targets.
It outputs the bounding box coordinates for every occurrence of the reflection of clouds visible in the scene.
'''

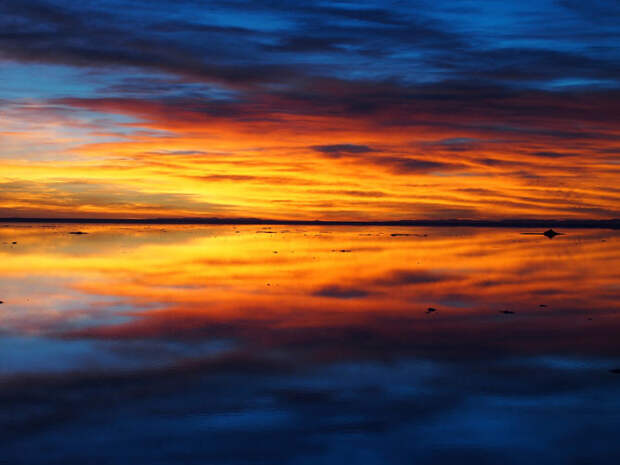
[1,226,618,353]
[3,353,620,464]
[1,226,619,463]
[370,269,458,286]
[313,285,370,298]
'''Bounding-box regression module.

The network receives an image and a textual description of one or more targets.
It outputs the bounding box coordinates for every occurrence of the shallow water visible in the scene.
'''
[1,224,619,464]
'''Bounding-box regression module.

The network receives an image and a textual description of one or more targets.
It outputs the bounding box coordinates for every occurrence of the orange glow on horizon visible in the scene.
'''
[2,92,618,220]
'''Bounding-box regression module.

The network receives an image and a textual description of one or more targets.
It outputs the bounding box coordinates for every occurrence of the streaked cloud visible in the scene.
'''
[0,0,618,219]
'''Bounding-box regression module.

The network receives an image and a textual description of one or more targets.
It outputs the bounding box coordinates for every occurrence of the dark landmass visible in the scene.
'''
[0,218,618,229]
[521,229,564,238]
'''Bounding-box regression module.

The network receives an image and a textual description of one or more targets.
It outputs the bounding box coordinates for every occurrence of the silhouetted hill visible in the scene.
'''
[1,218,618,229]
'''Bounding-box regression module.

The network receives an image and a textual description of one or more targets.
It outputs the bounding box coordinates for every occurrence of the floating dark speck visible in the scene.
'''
[609,369,620,374]
[426,307,437,314]
[500,310,515,314]
[539,304,547,307]
[543,229,560,238]
[69,231,88,235]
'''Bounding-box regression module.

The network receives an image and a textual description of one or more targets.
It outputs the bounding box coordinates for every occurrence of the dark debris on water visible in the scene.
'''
[543,229,560,238]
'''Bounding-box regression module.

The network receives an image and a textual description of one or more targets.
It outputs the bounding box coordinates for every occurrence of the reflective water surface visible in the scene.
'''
[1,224,619,464]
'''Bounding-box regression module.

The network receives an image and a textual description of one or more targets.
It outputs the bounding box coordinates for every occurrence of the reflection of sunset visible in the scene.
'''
[2,225,619,464]
[2,226,618,358]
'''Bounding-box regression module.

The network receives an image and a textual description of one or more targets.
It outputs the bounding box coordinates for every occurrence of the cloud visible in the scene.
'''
[531,151,575,158]
[312,285,370,299]
[1,0,619,219]
[311,144,462,174]
[0,180,234,218]
[311,144,376,157]
[370,157,462,174]
[306,189,387,198]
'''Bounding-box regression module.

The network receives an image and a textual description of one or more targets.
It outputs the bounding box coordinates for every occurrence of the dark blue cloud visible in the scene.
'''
[311,144,376,157]
[1,0,619,94]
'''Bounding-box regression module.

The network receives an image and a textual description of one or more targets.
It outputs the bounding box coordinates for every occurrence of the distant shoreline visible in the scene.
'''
[1,218,618,229]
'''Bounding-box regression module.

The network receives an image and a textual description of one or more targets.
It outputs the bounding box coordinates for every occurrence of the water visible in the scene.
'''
[1,224,619,464]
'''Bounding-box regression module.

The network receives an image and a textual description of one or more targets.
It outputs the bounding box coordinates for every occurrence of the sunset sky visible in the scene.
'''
[1,0,619,220]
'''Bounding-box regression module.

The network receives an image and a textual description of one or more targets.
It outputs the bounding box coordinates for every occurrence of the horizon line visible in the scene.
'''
[1,217,618,229]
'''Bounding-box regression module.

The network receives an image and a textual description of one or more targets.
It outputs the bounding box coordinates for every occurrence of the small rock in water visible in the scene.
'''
[11,241,17,244]
[543,229,559,238]
[500,310,515,314]
[69,231,88,235]
[0,301,3,304]
[426,307,437,314]
[539,304,547,307]
[609,369,620,374]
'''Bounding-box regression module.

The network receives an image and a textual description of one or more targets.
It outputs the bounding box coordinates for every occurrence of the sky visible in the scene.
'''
[1,0,619,220]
